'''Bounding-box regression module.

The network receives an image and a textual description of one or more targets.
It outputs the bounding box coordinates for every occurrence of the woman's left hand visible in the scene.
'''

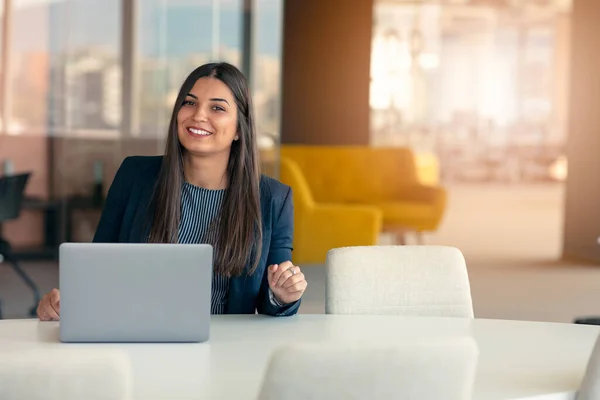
[268,261,307,305]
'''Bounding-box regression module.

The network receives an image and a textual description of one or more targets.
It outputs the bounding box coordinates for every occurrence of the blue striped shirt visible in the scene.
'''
[178,182,229,314]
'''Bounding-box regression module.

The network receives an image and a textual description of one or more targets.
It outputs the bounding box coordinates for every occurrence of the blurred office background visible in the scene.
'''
[1,0,599,321]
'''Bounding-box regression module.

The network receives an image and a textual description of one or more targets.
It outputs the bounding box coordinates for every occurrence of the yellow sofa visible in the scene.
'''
[279,157,383,264]
[280,146,447,236]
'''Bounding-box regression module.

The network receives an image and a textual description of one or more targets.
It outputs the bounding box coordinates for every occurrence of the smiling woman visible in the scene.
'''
[177,77,240,160]
[152,64,259,276]
[36,62,307,320]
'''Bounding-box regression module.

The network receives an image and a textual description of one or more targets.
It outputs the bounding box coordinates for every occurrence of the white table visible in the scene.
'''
[0,315,598,400]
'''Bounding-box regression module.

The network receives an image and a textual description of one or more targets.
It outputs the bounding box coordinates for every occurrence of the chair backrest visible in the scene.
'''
[257,337,479,400]
[0,173,30,222]
[0,348,132,400]
[326,245,474,318]
[576,333,600,400]
[280,145,420,203]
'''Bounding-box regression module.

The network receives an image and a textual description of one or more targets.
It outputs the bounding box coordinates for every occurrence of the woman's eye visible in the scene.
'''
[213,106,225,112]
[182,100,195,106]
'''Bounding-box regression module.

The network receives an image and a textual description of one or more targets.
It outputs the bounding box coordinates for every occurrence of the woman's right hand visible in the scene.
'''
[37,289,60,321]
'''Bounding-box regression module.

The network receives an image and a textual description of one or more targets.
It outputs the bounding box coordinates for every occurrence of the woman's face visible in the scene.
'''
[177,77,239,157]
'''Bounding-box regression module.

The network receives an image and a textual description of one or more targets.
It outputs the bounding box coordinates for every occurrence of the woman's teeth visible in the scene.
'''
[189,128,211,136]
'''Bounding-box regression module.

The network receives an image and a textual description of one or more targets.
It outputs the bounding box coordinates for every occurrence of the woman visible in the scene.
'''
[37,62,307,320]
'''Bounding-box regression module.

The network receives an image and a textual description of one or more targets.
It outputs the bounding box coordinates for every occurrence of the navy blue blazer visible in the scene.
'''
[92,155,300,316]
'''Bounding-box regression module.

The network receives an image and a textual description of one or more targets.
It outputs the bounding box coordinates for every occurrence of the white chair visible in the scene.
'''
[0,348,132,400]
[577,333,600,400]
[326,245,474,317]
[257,336,479,400]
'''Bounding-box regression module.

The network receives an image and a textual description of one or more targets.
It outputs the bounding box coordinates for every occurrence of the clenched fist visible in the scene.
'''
[267,261,307,305]
[37,288,60,321]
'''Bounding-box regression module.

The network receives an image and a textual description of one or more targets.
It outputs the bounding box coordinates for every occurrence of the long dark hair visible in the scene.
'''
[148,62,262,277]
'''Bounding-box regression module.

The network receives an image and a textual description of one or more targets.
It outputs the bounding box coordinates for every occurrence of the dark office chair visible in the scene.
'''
[0,173,40,318]
[574,317,600,325]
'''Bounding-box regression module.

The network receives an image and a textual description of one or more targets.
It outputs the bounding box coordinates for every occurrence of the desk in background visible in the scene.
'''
[10,196,104,261]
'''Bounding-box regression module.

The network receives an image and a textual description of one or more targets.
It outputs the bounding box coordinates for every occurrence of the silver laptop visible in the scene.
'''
[59,242,212,343]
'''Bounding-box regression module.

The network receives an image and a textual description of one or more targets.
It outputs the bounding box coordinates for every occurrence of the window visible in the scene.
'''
[370,0,571,183]
[253,0,283,177]
[137,0,243,143]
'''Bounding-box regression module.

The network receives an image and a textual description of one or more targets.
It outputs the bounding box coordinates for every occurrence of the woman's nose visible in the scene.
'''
[193,106,208,122]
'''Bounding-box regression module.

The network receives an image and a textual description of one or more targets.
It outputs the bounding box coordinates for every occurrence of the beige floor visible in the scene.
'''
[2,182,599,322]
[426,182,600,323]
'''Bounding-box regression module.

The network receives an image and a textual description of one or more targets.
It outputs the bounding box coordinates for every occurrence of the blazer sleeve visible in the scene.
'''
[92,157,133,243]
[257,186,301,316]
